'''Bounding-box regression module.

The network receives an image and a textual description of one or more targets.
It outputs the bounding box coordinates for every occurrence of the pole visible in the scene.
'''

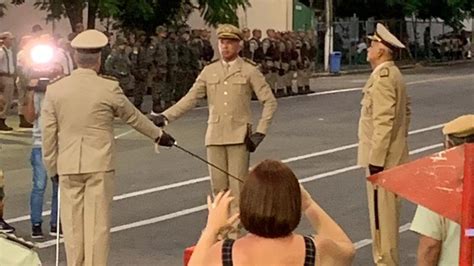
[324,0,333,72]
[55,185,61,266]
[460,143,474,266]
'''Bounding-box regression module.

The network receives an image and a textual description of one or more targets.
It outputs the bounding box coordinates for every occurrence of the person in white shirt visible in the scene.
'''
[0,32,16,131]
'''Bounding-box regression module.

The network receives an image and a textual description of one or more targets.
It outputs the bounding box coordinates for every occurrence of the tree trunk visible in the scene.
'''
[87,0,99,29]
[63,0,84,32]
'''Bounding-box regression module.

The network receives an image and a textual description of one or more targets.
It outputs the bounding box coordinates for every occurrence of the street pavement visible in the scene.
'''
[1,62,473,265]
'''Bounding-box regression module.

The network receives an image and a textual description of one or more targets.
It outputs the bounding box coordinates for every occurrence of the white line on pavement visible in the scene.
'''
[354,223,412,249]
[6,124,443,225]
[35,143,442,249]
[307,74,474,97]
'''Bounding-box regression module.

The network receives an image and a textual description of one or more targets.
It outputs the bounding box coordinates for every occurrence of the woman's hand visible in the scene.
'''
[204,190,240,235]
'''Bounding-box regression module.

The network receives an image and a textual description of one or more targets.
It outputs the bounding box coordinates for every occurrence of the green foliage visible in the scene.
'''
[0,0,250,33]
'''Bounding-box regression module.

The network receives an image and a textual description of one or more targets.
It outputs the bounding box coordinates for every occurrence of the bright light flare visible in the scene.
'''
[30,45,54,64]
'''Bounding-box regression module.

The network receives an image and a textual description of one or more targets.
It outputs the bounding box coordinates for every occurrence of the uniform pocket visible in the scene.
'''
[207,114,220,124]
[360,97,373,115]
[232,77,248,95]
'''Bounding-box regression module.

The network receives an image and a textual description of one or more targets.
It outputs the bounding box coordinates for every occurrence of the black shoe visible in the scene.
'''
[31,224,44,239]
[303,85,313,94]
[297,86,305,95]
[0,119,13,131]
[0,218,15,233]
[19,115,33,128]
[50,224,63,237]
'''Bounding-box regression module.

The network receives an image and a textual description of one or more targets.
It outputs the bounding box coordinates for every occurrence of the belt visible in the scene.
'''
[0,73,13,77]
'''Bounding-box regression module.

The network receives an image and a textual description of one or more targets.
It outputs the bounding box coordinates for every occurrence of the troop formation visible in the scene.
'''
[239,28,316,96]
[103,25,214,114]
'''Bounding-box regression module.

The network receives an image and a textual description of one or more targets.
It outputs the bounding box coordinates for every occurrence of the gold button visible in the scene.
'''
[224,91,228,95]
[224,102,228,106]
[224,81,228,85]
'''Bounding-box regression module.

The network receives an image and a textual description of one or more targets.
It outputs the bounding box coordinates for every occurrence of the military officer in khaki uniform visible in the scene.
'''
[357,23,410,266]
[41,30,175,266]
[152,24,277,238]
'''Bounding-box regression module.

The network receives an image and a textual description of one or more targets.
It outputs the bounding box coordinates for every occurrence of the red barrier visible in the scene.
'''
[460,143,474,266]
[183,246,195,266]
[368,143,474,265]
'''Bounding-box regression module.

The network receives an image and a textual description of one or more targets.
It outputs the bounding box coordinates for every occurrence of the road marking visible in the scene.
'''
[307,74,474,97]
[35,143,441,249]
[6,124,444,225]
[354,223,412,249]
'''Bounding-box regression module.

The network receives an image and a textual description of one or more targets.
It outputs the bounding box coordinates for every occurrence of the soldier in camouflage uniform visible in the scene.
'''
[201,29,214,65]
[175,31,192,102]
[104,38,135,96]
[250,29,264,65]
[275,33,289,97]
[151,26,169,113]
[241,28,252,59]
[190,29,204,71]
[262,29,278,95]
[166,31,179,109]
[130,31,150,111]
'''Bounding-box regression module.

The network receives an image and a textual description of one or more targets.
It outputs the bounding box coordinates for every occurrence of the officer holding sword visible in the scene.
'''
[152,24,277,239]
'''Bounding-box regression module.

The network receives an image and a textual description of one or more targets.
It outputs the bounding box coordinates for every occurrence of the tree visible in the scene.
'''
[0,0,250,34]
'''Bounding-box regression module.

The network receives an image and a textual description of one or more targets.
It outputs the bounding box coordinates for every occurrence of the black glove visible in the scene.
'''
[156,131,175,147]
[151,114,168,128]
[369,164,384,175]
[246,132,265,152]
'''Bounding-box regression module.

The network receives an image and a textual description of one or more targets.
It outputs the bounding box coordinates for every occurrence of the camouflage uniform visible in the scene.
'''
[201,34,214,65]
[175,33,196,102]
[104,39,135,96]
[130,34,149,110]
[152,26,169,113]
[166,34,179,109]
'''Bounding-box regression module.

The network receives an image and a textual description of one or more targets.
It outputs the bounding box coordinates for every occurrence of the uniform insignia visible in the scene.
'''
[100,75,118,81]
[380,68,390,78]
[208,58,219,65]
[243,58,257,66]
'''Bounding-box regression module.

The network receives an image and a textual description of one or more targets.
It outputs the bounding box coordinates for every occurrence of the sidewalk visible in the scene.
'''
[312,59,473,77]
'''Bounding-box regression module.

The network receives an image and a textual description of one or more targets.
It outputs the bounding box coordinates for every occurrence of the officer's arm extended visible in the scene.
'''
[162,72,207,122]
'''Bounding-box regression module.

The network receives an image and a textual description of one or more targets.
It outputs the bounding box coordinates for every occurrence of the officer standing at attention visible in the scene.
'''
[152,24,277,239]
[357,23,410,266]
[41,30,175,266]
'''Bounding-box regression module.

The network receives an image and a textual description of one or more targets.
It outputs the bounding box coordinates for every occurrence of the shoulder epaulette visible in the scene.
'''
[48,75,65,85]
[243,58,257,66]
[208,58,219,65]
[100,75,118,81]
[379,67,390,78]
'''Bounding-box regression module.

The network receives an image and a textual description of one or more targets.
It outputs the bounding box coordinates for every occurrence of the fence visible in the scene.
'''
[311,19,471,71]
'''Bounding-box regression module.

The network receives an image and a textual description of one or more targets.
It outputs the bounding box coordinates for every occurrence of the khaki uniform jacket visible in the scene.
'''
[163,57,277,146]
[357,61,411,168]
[42,68,162,177]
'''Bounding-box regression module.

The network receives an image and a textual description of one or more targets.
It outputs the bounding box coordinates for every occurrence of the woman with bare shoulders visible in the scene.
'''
[189,159,355,266]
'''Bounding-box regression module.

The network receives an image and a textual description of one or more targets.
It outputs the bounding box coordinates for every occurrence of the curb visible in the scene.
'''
[311,59,472,78]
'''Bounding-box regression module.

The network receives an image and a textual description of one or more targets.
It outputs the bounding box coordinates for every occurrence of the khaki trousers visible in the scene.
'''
[366,169,400,266]
[60,171,115,266]
[207,144,249,239]
[0,76,14,119]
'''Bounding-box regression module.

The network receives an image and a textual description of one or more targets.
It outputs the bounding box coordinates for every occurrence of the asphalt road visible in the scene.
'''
[1,62,473,265]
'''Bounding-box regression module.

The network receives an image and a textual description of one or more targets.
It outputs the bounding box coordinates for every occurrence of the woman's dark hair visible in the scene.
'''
[240,160,302,238]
